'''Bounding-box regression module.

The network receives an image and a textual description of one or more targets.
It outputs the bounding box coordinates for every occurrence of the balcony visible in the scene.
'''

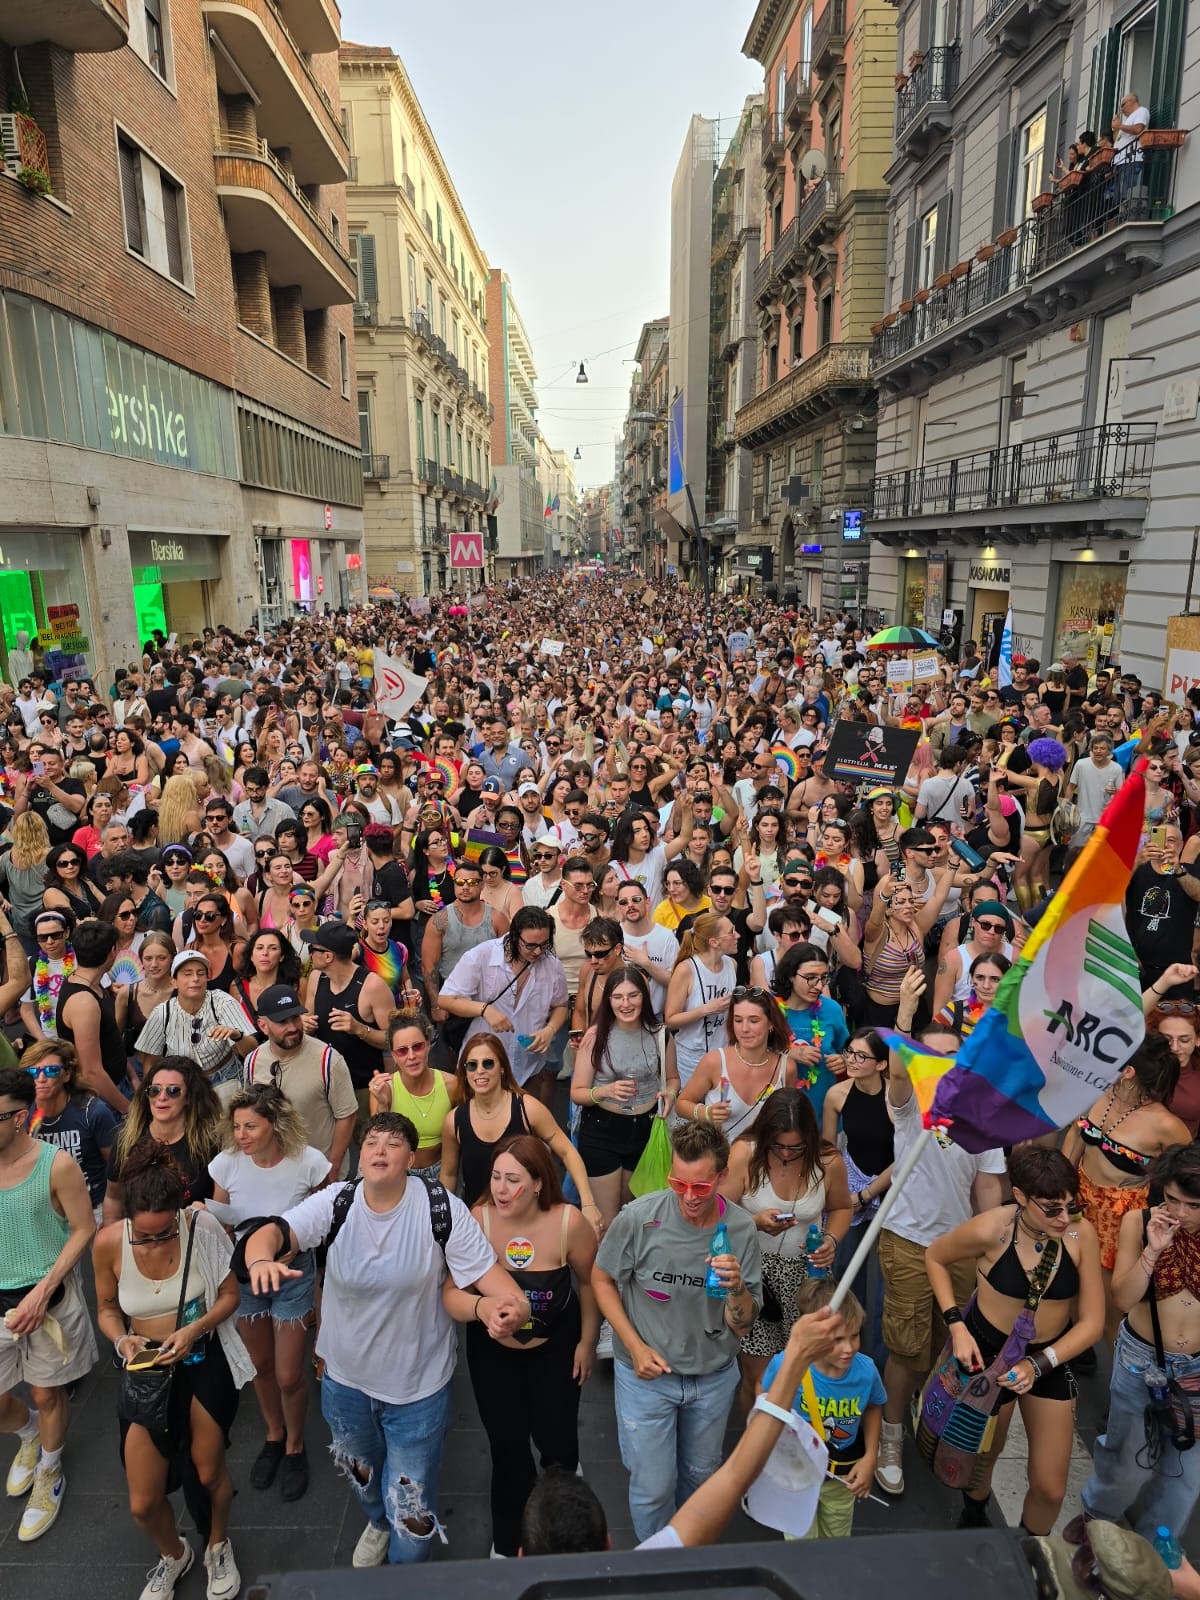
[274,0,337,53]
[402,173,415,205]
[416,455,436,485]
[441,467,466,496]
[985,0,1069,54]
[0,0,126,50]
[205,0,348,182]
[362,453,390,481]
[895,43,959,158]
[812,0,847,72]
[869,424,1157,539]
[214,134,356,307]
[772,217,800,280]
[0,113,51,190]
[871,160,1178,385]
[761,111,785,169]
[718,419,738,450]
[783,67,811,130]
[352,300,376,327]
[794,171,842,252]
[736,342,872,447]
[721,326,740,362]
[752,248,775,304]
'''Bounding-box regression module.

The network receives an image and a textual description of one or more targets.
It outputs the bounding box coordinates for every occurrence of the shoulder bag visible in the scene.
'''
[116,1211,198,1435]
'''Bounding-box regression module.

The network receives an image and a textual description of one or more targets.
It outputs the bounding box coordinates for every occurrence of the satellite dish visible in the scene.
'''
[804,150,827,183]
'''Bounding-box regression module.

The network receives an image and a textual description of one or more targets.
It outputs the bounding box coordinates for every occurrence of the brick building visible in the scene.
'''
[0,0,364,682]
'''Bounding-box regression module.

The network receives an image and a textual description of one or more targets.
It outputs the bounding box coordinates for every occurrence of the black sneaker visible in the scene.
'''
[280,1449,309,1503]
[250,1440,284,1491]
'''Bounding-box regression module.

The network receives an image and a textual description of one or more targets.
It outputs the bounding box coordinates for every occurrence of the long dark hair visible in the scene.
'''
[590,966,661,1074]
[745,1087,830,1193]
[725,988,792,1052]
[235,928,301,987]
[123,1142,187,1217]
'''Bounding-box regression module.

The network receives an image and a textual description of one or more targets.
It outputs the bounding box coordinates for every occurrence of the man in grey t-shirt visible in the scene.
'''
[593,1121,762,1542]
[1067,734,1122,859]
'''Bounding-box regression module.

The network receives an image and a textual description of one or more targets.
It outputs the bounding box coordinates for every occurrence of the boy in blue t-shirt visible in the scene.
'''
[761,1277,885,1538]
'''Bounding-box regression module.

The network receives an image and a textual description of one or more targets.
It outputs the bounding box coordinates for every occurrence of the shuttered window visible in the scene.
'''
[161,174,184,282]
[118,136,145,257]
[351,233,378,303]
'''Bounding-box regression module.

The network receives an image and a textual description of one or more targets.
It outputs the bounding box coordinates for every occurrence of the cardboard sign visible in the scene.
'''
[912,652,939,682]
[822,720,921,788]
[727,630,752,658]
[1165,646,1200,698]
[887,658,914,689]
[539,639,565,657]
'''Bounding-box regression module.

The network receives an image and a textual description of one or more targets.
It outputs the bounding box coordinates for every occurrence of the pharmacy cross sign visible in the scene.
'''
[449,531,484,568]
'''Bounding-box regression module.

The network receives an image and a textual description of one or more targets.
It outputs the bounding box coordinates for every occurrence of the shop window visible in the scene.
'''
[1052,563,1127,671]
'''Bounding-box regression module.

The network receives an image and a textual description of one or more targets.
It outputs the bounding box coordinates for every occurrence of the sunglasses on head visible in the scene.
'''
[1158,1000,1198,1015]
[731,986,767,1000]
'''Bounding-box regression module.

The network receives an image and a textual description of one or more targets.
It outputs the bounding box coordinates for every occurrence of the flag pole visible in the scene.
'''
[828,1125,933,1314]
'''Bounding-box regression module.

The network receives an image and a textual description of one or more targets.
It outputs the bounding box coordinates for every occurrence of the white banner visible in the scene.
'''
[373,649,428,721]
[539,639,565,657]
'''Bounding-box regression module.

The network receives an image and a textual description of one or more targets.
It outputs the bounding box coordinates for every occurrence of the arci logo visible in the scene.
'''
[107,384,190,461]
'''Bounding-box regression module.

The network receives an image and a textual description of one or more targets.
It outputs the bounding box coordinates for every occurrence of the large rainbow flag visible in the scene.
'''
[878,1032,954,1117]
[929,764,1146,1152]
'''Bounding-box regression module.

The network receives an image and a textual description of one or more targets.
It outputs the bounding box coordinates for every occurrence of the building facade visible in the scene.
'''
[340,43,491,599]
[536,438,579,568]
[620,316,669,578]
[865,0,1192,687]
[486,267,542,580]
[0,0,364,680]
[737,0,896,612]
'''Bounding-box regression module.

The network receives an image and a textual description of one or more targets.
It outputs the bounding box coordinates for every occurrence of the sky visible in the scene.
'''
[340,0,763,495]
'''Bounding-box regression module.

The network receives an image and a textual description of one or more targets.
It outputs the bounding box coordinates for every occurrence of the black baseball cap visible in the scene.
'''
[257,984,305,1020]
[300,923,359,957]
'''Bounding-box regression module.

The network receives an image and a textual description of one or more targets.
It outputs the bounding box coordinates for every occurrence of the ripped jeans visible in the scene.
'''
[321,1374,452,1564]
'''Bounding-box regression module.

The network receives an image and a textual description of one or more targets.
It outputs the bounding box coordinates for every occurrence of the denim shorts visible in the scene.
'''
[238,1249,315,1323]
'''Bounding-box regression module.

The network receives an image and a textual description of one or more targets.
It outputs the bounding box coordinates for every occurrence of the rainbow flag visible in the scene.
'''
[1113,727,1144,773]
[929,764,1145,1152]
[772,744,801,780]
[878,1032,954,1117]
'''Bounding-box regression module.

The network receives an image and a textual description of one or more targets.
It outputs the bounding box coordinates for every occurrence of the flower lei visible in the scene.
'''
[35,947,75,1032]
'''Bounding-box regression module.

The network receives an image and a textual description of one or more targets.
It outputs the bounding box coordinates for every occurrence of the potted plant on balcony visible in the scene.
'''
[882,311,898,328]
[894,72,909,89]
[933,270,953,289]
[996,227,1019,247]
[1031,191,1054,212]
[899,298,915,314]
[950,260,970,279]
[976,242,997,261]
[870,321,884,336]
[914,287,930,303]
[908,49,925,67]
[1140,128,1187,148]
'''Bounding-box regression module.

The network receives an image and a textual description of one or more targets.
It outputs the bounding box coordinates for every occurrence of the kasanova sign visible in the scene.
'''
[967,561,1011,588]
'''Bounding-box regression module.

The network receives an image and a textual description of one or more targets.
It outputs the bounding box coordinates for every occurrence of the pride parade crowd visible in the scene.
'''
[0,571,1197,1599]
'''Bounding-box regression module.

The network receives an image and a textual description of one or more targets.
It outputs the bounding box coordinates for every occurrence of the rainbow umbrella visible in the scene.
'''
[865,625,940,652]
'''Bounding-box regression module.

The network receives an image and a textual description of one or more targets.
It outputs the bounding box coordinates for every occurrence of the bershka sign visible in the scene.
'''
[149,538,186,564]
[968,561,1011,588]
[108,384,189,462]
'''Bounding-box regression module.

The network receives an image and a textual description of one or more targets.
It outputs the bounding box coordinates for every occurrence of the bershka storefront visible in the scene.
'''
[968,558,1011,659]
[129,532,227,642]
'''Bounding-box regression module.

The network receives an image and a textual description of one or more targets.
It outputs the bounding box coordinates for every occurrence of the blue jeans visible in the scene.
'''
[612,1356,739,1542]
[321,1375,452,1563]
[1082,1321,1200,1540]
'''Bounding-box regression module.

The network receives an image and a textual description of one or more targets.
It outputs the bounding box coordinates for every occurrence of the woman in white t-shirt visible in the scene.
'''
[207,1084,332,1501]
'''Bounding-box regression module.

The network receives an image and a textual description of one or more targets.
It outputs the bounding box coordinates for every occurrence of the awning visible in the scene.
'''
[653,508,689,541]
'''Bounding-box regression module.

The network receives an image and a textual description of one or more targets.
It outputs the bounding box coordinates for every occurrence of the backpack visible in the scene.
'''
[326,1176,453,1257]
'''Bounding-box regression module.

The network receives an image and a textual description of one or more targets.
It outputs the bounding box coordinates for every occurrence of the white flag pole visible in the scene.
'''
[828,1126,933,1314]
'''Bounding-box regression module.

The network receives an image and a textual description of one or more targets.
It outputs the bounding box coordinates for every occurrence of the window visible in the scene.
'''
[349,233,378,304]
[457,429,464,471]
[357,391,372,454]
[819,293,833,346]
[918,202,939,287]
[339,331,349,398]
[790,313,803,364]
[450,230,456,273]
[401,136,408,174]
[445,420,452,465]
[800,8,812,77]
[143,0,167,78]
[452,316,459,359]
[775,59,787,115]
[423,273,434,316]
[439,296,447,340]
[432,410,441,468]
[414,397,425,464]
[811,437,824,506]
[407,250,417,313]
[1018,106,1047,220]
[436,202,443,242]
[764,453,773,504]
[117,132,189,287]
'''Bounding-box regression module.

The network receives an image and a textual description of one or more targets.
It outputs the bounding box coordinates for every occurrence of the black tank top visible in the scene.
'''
[454,1093,531,1207]
[840,1082,894,1177]
[313,966,379,1090]
[56,977,126,1088]
[481,1203,575,1344]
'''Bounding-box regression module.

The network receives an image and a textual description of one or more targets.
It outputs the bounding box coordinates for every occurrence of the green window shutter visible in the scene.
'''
[933,192,953,276]
[1089,29,1119,133]
[902,219,919,300]
[1150,0,1186,125]
[353,234,378,303]
[992,129,1017,235]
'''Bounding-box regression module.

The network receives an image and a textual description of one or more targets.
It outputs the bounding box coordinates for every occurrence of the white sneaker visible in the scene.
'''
[6,1434,40,1497]
[875,1421,905,1495]
[17,1464,64,1541]
[139,1541,194,1600]
[595,1320,614,1360]
[204,1538,241,1600]
[352,1522,391,1567]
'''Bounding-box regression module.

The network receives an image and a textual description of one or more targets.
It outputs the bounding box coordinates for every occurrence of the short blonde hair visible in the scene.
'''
[794,1274,864,1332]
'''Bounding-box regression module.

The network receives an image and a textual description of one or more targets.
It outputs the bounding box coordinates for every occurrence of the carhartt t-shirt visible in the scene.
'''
[596,1190,761,1375]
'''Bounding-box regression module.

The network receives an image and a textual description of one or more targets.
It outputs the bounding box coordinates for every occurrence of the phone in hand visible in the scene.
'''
[1151,825,1169,852]
[31,761,45,778]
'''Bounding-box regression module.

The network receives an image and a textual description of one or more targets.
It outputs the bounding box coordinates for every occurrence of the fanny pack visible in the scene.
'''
[0,1281,65,1317]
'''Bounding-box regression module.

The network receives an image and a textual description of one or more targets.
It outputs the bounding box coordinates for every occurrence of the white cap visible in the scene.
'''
[171,951,209,976]
[518,781,541,797]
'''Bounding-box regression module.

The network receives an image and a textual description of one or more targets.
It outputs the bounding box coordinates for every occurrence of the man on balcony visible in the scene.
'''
[1112,92,1150,199]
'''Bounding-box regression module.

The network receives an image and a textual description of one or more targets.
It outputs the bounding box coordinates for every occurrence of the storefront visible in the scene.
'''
[129,532,226,642]
[1051,561,1126,672]
[0,530,95,683]
[899,555,927,627]
[923,553,948,636]
[967,559,1011,659]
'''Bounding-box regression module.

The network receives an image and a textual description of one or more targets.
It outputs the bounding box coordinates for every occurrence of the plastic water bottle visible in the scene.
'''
[1147,1362,1171,1405]
[805,1222,827,1278]
[516,1034,534,1048]
[180,1296,208,1366]
[705,1220,731,1299]
[1154,1527,1183,1570]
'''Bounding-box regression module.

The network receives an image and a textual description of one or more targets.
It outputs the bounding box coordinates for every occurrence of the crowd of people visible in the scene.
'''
[0,569,1198,1597]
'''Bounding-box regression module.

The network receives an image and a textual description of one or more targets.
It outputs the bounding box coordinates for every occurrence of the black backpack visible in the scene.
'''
[326,1176,453,1257]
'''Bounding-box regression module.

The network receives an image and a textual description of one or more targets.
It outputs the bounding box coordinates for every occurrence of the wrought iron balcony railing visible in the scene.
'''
[896,43,960,135]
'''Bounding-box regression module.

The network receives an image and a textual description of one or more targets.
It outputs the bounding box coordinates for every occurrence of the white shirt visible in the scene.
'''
[210,831,255,883]
[1115,103,1150,162]
[285,1178,494,1405]
[441,938,570,1086]
[883,1092,1005,1246]
[621,923,678,1016]
[208,1144,331,1229]
[523,872,563,909]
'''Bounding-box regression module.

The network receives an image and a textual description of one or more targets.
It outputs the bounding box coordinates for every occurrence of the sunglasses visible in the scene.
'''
[194,910,222,923]
[1158,1000,1198,1015]
[584,946,617,960]
[127,1222,181,1245]
[26,1065,64,1079]
[666,1176,718,1197]
[975,919,1008,934]
[779,927,807,941]
[467,1057,500,1070]
[56,858,82,869]
[1029,1197,1081,1220]
[37,929,67,941]
[116,908,137,920]
[146,1083,184,1100]
[732,985,768,1000]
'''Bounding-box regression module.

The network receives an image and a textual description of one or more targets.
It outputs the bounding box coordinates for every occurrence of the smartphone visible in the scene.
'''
[568,1029,585,1046]
[951,837,987,871]
[1151,825,1169,852]
[125,1342,164,1371]
[773,1213,796,1224]
[31,761,45,778]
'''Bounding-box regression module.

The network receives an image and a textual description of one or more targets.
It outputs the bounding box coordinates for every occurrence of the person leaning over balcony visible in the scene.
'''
[1112,93,1150,198]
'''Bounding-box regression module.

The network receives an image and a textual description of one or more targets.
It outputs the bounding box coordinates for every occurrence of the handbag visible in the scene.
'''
[116,1212,198,1436]
[1142,1210,1196,1456]
[915,1238,1060,1490]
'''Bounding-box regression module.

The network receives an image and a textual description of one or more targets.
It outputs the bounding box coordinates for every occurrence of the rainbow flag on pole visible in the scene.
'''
[878,1033,954,1117]
[929,765,1146,1152]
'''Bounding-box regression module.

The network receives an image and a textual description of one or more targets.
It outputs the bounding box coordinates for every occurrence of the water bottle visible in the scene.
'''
[1154,1527,1183,1570]
[516,1033,534,1048]
[1147,1362,1171,1402]
[805,1222,827,1278]
[180,1295,208,1366]
[705,1220,731,1300]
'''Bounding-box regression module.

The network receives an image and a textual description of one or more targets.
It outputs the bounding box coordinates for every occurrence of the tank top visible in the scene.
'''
[592,1026,665,1115]
[549,906,588,995]
[866,925,923,1001]
[118,1211,207,1321]
[437,902,495,983]
[673,954,736,1081]
[952,938,1014,1001]
[703,1046,788,1139]
[839,1081,894,1177]
[454,1094,531,1206]
[388,1071,452,1149]
[0,1142,69,1289]
[482,1203,574,1343]
[741,1166,827,1258]
[56,976,126,1087]
[313,966,378,1090]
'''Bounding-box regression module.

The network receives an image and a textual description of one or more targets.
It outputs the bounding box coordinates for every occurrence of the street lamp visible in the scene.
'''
[575,361,589,384]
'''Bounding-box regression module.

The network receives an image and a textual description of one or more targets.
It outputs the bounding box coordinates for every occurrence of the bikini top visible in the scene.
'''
[1148,1215,1200,1300]
[1077,1113,1153,1178]
[983,1214,1080,1301]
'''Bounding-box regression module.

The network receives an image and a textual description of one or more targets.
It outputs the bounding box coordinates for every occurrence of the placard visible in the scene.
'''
[822,721,921,788]
[887,658,914,689]
[727,630,752,658]
[539,639,565,657]
[912,652,939,682]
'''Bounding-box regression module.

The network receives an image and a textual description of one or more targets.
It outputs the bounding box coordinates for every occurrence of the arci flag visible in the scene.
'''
[373,649,429,722]
[929,765,1146,1152]
[997,607,1014,691]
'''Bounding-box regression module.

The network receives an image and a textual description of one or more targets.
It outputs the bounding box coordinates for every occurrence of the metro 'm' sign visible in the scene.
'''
[449,531,484,568]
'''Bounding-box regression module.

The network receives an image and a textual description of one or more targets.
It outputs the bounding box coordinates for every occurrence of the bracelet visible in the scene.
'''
[941,1306,964,1326]
[245,1257,272,1269]
[3,933,19,941]
[1044,1346,1059,1370]
[1141,1249,1161,1273]
[1151,983,1165,996]
[1025,1353,1044,1381]
[589,1087,599,1105]
[115,1333,134,1359]
[473,1296,486,1322]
